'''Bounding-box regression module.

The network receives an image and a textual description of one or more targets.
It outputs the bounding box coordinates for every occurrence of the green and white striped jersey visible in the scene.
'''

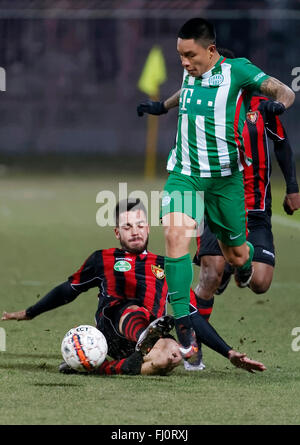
[167,56,269,177]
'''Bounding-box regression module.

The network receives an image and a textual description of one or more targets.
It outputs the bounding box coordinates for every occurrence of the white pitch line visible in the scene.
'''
[272,214,300,231]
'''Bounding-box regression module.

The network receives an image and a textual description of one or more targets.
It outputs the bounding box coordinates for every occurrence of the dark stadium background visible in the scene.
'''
[0,0,299,174]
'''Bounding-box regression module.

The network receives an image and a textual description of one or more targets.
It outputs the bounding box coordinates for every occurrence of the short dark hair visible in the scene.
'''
[217,47,236,59]
[114,198,147,226]
[178,18,216,47]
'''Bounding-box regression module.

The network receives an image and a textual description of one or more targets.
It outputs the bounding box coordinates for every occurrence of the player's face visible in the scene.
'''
[177,38,216,77]
[115,210,150,254]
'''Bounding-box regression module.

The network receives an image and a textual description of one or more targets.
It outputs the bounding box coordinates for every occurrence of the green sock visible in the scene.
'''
[164,254,193,319]
[238,241,254,271]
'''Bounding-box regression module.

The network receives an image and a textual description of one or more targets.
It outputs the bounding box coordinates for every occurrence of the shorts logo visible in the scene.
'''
[114,260,132,272]
[229,232,242,240]
[209,73,224,86]
[162,195,171,207]
[247,111,259,124]
[262,249,275,258]
[151,265,165,279]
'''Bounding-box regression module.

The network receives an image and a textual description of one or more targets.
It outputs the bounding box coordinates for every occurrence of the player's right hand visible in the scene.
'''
[1,310,31,321]
[283,193,300,215]
[137,100,168,117]
[228,350,266,373]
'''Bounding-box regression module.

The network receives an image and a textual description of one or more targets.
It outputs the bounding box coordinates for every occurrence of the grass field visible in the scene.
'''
[1,168,300,425]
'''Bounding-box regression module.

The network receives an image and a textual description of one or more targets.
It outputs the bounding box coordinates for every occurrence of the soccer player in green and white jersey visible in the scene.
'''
[137,18,295,359]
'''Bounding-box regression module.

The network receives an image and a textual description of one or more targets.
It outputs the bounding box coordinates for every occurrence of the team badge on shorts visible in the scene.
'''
[151,265,165,280]
[247,111,259,124]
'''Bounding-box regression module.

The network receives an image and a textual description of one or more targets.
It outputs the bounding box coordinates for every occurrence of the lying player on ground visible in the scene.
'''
[2,199,266,374]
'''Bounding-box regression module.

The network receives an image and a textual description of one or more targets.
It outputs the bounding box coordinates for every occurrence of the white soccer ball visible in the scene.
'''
[61,325,108,372]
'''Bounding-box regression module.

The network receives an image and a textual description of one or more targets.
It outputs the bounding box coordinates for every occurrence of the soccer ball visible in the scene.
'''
[61,325,108,372]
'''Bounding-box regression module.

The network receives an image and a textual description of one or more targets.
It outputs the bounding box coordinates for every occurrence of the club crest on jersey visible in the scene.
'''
[151,265,165,280]
[247,111,259,124]
[209,73,224,87]
[114,260,132,272]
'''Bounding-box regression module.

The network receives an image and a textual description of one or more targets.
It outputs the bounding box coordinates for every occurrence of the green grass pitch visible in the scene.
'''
[1,170,300,425]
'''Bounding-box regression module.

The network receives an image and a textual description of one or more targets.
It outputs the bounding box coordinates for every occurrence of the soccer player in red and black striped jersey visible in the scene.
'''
[2,198,266,375]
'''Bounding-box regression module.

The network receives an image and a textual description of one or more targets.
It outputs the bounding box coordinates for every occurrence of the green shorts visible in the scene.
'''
[161,169,247,247]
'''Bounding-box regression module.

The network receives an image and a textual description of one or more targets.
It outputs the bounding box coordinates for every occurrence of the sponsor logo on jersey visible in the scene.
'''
[247,111,259,124]
[114,260,132,272]
[151,265,165,279]
[221,163,231,170]
[254,72,265,82]
[209,73,224,87]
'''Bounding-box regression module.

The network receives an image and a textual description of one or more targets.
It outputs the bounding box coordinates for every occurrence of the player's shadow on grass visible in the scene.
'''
[0,352,61,360]
[0,361,60,373]
[32,383,82,387]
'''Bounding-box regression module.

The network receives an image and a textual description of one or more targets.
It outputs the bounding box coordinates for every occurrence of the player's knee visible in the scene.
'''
[164,226,180,245]
[164,227,191,255]
[249,277,271,294]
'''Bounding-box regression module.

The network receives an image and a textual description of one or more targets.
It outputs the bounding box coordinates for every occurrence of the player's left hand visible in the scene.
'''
[258,100,286,116]
[283,193,300,215]
[137,100,168,117]
[228,350,266,373]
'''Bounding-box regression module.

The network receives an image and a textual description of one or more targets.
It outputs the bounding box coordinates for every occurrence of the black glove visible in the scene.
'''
[137,100,168,117]
[258,100,286,116]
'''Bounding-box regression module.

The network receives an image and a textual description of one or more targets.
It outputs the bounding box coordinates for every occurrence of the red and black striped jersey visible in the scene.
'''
[242,95,286,213]
[68,248,168,319]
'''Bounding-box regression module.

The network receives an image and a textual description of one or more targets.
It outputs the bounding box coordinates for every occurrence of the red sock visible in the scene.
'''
[97,358,126,375]
[196,296,214,321]
[121,307,150,342]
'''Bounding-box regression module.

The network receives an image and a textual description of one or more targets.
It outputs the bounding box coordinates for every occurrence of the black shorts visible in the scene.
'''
[194,213,275,267]
[96,300,140,360]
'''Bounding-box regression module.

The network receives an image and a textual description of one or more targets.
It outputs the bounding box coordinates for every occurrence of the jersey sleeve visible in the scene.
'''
[68,250,103,292]
[234,58,270,91]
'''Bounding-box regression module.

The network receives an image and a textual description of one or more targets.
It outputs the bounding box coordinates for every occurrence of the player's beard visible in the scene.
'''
[119,235,149,254]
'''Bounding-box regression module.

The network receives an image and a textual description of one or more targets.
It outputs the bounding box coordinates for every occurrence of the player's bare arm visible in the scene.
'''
[260,76,295,109]
[163,89,181,111]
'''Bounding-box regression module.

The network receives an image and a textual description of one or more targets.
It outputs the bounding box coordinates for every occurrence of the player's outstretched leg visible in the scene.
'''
[135,315,175,355]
